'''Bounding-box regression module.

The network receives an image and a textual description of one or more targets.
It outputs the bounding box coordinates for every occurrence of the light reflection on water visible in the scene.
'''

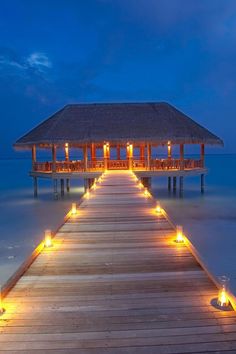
[0,158,84,285]
[152,155,236,293]
[1,156,236,295]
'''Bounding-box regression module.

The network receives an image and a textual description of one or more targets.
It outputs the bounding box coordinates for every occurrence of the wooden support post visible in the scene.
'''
[65,143,69,162]
[32,145,36,171]
[91,143,96,161]
[140,144,145,161]
[53,179,58,200]
[60,179,65,197]
[147,143,151,170]
[117,145,121,160]
[201,174,205,193]
[83,145,88,171]
[173,176,177,192]
[180,144,184,170]
[179,176,184,197]
[201,144,205,168]
[33,177,38,198]
[103,143,109,170]
[127,143,133,170]
[52,145,57,172]
[168,141,172,159]
[84,178,89,193]
[66,178,70,192]
[168,177,171,191]
[141,177,151,189]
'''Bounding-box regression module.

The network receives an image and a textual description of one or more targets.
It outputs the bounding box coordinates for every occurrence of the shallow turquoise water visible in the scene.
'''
[1,155,236,295]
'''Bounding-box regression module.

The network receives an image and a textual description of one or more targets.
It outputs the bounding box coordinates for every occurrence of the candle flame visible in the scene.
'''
[217,288,229,307]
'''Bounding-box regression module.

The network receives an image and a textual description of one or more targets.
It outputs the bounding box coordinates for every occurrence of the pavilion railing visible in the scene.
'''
[33,158,203,172]
[108,160,129,169]
[149,159,203,170]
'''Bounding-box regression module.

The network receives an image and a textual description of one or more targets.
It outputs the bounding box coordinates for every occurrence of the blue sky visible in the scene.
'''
[0,0,236,156]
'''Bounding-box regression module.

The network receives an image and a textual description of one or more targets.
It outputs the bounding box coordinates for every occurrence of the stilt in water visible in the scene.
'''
[201,174,205,194]
[141,177,151,190]
[173,176,177,193]
[84,178,89,193]
[168,177,171,192]
[66,178,70,193]
[53,179,58,200]
[33,177,38,198]
[179,176,184,198]
[60,179,65,197]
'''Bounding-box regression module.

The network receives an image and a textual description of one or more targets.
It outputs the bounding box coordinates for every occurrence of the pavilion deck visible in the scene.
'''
[1,171,236,353]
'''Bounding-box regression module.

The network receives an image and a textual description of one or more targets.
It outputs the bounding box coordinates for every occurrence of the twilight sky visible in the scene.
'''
[0,0,236,156]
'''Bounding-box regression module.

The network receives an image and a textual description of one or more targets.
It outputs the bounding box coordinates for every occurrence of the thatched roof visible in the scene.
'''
[14,102,223,148]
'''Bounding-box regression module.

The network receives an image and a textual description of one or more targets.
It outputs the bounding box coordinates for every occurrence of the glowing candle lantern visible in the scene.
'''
[44,229,53,248]
[71,203,77,215]
[217,276,230,308]
[144,188,149,197]
[138,182,143,189]
[0,288,4,315]
[156,201,162,214]
[86,189,90,198]
[175,225,184,243]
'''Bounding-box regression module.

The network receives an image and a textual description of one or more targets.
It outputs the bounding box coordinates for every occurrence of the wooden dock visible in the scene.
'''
[1,170,236,353]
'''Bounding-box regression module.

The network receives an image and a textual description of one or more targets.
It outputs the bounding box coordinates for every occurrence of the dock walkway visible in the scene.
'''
[1,171,236,353]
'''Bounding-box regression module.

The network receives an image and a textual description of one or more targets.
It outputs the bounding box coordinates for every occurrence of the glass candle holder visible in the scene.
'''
[217,275,230,308]
[71,203,77,215]
[0,287,4,315]
[175,225,184,243]
[44,229,53,248]
[156,201,162,214]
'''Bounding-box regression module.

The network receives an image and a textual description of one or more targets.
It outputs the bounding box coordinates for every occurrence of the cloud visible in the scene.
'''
[26,52,52,70]
[0,48,52,74]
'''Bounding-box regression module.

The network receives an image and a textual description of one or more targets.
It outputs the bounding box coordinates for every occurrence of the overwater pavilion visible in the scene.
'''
[14,102,223,198]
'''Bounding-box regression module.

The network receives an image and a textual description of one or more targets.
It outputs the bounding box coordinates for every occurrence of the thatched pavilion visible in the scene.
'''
[14,102,223,198]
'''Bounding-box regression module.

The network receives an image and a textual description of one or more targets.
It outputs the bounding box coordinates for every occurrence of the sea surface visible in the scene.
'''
[1,155,236,295]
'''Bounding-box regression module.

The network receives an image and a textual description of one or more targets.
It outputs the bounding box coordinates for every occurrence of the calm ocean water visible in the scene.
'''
[1,155,236,294]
